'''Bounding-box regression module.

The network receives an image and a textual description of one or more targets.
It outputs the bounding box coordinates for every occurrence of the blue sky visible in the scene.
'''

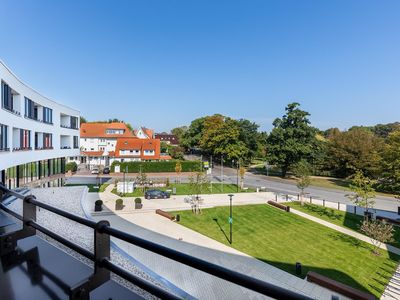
[1,0,399,132]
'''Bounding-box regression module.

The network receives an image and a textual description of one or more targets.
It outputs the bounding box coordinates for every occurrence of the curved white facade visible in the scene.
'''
[0,60,80,172]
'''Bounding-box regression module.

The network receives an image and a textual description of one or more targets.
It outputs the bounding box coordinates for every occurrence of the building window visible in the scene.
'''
[106,129,124,134]
[43,133,52,149]
[70,116,79,129]
[73,136,79,149]
[0,124,8,151]
[19,129,31,149]
[43,107,53,124]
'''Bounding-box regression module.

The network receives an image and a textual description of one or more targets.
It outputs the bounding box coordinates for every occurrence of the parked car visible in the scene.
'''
[91,168,99,174]
[145,189,170,199]
[103,167,110,174]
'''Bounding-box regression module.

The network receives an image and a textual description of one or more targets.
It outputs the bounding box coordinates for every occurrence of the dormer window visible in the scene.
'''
[106,129,124,134]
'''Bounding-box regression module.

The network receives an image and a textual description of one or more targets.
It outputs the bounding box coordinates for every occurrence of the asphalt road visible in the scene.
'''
[66,165,400,213]
[210,165,400,213]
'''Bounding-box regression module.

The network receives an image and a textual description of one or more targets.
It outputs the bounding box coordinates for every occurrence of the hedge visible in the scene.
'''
[111,160,201,173]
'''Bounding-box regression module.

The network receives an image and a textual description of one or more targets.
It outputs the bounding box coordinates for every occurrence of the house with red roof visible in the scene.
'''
[73,122,170,167]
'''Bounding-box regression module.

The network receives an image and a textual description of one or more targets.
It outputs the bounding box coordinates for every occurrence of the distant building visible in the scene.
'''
[74,123,169,167]
[134,127,154,139]
[155,133,179,146]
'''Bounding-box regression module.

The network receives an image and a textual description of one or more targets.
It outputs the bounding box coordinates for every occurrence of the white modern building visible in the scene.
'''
[0,60,80,188]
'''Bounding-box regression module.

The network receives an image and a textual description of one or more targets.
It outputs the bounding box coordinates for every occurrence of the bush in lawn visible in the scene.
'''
[94,200,103,212]
[135,197,142,209]
[111,160,201,173]
[66,162,77,173]
[115,198,124,210]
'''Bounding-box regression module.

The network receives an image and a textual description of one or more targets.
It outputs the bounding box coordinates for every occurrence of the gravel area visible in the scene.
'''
[5,186,179,299]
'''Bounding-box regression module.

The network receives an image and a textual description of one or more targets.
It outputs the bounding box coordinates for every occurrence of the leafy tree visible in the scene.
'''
[188,172,210,214]
[181,117,207,150]
[80,116,87,124]
[239,166,246,189]
[293,160,311,205]
[171,126,188,143]
[378,130,400,193]
[236,119,261,162]
[346,170,376,216]
[175,161,182,183]
[326,128,383,178]
[200,115,248,162]
[170,146,185,160]
[160,141,169,153]
[266,102,318,177]
[360,220,394,255]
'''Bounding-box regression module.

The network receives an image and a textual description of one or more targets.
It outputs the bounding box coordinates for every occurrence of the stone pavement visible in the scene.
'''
[84,186,348,299]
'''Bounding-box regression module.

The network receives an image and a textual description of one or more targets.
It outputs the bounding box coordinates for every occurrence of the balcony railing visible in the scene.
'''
[2,105,21,116]
[24,114,53,125]
[0,147,10,152]
[60,146,71,149]
[13,147,32,151]
[0,184,310,300]
[60,124,79,130]
[35,146,54,150]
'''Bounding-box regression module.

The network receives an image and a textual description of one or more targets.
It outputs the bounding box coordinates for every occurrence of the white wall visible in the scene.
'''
[0,60,80,171]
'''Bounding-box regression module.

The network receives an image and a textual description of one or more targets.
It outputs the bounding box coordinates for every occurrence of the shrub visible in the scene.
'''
[135,198,142,204]
[166,177,170,187]
[111,160,201,173]
[116,199,123,205]
[66,162,78,173]
[95,200,103,206]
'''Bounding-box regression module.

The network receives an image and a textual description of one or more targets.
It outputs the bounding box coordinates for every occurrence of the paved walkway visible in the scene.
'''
[84,186,347,299]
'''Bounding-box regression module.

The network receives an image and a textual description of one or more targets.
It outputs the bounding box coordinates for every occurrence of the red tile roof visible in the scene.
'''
[80,122,135,138]
[114,138,161,159]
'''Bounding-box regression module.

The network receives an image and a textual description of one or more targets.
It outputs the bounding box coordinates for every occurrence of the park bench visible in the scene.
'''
[306,271,375,300]
[267,200,290,212]
[156,209,175,221]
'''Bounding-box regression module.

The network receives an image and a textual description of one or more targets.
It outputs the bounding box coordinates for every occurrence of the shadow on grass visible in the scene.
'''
[212,218,230,244]
[256,258,378,297]
[326,178,351,189]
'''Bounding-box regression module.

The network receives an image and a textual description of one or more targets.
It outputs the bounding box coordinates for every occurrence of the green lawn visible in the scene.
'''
[65,183,109,193]
[112,183,256,197]
[285,201,400,248]
[172,204,400,298]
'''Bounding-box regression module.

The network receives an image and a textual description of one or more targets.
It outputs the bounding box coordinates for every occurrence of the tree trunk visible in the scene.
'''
[281,166,288,178]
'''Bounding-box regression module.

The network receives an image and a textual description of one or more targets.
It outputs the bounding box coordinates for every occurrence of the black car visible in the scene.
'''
[145,189,170,199]
[102,167,110,174]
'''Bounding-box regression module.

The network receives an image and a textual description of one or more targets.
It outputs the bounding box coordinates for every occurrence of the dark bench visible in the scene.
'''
[306,271,376,300]
[156,209,175,221]
[376,216,400,226]
[267,201,290,212]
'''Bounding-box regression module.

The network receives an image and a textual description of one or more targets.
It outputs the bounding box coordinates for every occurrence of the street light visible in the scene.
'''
[228,194,234,244]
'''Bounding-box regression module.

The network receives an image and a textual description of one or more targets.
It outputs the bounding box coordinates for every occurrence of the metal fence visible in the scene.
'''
[0,183,310,300]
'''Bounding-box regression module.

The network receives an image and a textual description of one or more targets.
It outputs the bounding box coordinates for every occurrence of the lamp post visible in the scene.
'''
[228,194,234,244]
[236,160,239,192]
[221,155,223,193]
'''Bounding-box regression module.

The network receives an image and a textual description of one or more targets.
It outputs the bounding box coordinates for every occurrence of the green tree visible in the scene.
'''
[170,146,185,160]
[181,117,207,150]
[379,130,400,193]
[346,170,376,216]
[266,102,318,178]
[326,128,383,178]
[360,220,394,255]
[236,119,261,162]
[188,172,210,214]
[171,126,188,143]
[160,141,169,153]
[175,161,182,183]
[80,116,87,124]
[200,115,248,162]
[293,160,311,205]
